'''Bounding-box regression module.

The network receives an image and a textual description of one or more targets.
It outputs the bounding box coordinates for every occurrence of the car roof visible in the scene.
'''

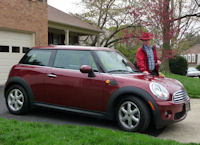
[32,45,116,51]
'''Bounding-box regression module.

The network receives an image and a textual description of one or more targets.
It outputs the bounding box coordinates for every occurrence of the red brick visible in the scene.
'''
[0,0,48,46]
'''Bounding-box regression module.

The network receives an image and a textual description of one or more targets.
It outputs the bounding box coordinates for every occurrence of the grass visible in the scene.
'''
[165,73,200,98]
[0,118,198,145]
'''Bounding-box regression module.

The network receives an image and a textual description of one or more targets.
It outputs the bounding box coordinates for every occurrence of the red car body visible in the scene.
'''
[4,45,190,131]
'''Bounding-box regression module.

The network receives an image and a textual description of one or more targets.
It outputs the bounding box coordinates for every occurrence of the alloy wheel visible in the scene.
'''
[118,101,141,130]
[7,89,24,112]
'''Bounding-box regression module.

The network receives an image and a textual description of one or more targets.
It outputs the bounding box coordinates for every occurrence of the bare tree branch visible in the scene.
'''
[173,13,200,21]
[104,25,141,47]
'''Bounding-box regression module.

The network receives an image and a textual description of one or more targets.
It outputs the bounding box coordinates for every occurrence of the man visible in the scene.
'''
[136,32,160,76]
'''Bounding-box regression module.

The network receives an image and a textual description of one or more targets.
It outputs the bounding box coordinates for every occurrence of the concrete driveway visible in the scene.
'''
[158,99,200,143]
[0,86,200,143]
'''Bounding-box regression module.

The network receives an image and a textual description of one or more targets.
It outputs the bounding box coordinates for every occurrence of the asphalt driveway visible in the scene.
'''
[0,86,200,143]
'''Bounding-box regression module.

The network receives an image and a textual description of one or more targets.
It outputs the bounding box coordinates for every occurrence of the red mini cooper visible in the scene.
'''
[4,46,190,132]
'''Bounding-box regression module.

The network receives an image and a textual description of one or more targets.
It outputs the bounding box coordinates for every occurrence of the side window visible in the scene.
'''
[53,50,98,71]
[21,49,52,66]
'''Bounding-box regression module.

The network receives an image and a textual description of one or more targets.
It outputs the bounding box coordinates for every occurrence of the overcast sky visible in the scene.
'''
[48,0,84,14]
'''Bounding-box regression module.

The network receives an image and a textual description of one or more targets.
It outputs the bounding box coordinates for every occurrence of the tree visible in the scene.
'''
[178,32,200,52]
[125,0,200,72]
[75,0,141,47]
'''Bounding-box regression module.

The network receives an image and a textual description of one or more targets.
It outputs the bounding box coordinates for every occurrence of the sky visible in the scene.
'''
[48,0,84,14]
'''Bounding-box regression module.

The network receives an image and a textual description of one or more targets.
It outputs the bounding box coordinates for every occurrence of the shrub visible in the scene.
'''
[169,56,188,75]
[115,44,138,63]
[196,65,200,71]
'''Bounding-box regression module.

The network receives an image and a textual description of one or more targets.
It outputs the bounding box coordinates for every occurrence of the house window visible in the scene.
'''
[184,55,187,61]
[12,46,20,53]
[48,32,65,45]
[0,45,9,52]
[23,47,30,53]
[69,32,79,45]
[188,54,191,63]
[192,54,196,63]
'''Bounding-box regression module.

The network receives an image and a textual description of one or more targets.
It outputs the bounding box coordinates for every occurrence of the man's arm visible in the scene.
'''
[136,49,146,73]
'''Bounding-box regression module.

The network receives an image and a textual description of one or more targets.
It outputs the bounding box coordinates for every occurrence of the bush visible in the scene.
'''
[169,56,188,75]
[115,44,138,63]
[196,65,200,71]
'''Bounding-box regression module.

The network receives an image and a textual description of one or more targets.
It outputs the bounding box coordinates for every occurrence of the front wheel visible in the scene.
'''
[5,85,30,115]
[116,96,151,132]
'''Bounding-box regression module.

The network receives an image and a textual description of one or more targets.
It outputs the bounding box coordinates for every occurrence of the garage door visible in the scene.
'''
[0,30,35,84]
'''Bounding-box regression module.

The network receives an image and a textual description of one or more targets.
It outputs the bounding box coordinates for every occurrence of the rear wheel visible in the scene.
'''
[6,85,30,115]
[116,96,150,132]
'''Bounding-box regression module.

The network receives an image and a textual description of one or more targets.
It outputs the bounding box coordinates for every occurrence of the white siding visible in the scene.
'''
[0,30,34,84]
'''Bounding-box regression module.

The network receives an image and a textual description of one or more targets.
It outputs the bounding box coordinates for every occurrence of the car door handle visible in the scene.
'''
[47,74,57,78]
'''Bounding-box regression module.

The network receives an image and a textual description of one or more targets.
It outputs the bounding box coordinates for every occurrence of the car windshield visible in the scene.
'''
[188,67,198,72]
[95,50,136,73]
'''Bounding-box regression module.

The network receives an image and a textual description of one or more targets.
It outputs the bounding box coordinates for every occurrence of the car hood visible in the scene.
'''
[112,73,184,94]
[188,71,200,74]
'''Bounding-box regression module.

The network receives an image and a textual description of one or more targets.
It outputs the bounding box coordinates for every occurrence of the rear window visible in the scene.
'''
[20,49,52,66]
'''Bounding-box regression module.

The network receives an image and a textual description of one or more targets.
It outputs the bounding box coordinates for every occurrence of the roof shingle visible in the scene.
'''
[48,5,102,33]
[181,44,200,55]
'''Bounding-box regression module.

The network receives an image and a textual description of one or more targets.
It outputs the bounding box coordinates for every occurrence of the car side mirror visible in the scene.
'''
[80,65,95,77]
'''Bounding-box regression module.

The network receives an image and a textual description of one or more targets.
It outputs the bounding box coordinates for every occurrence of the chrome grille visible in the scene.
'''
[173,90,188,103]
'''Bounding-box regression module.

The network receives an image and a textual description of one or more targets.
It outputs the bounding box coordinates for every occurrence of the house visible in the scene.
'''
[0,0,102,84]
[180,44,200,67]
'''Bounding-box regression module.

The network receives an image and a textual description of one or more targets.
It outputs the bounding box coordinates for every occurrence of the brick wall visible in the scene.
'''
[0,0,48,46]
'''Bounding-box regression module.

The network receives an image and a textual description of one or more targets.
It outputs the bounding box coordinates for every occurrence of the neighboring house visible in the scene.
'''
[180,44,200,66]
[0,0,102,84]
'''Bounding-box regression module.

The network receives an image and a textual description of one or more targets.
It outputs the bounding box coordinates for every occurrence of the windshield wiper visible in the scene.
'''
[107,70,133,73]
[93,69,99,72]
[122,59,128,66]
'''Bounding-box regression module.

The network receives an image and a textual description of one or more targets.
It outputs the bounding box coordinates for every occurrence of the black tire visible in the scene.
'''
[116,96,151,132]
[5,85,30,115]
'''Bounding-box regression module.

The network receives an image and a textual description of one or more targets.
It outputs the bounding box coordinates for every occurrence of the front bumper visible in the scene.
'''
[153,99,190,129]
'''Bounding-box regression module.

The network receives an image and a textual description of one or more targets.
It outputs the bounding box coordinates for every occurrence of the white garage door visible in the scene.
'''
[0,30,35,85]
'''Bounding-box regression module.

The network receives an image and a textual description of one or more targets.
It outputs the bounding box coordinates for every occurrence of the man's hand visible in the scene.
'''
[143,71,150,75]
[157,60,162,65]
[159,72,165,77]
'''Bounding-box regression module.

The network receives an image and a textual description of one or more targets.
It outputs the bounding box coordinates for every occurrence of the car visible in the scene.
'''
[187,67,200,78]
[4,45,190,132]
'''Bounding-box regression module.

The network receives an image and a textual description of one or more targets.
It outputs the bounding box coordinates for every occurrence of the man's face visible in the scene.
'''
[143,40,151,47]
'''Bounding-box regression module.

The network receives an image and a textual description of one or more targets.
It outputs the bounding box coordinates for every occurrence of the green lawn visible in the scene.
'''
[0,118,197,145]
[165,73,200,98]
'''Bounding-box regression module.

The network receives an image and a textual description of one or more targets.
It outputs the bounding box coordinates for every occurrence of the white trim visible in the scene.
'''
[65,29,69,45]
[198,54,200,65]
[188,54,191,63]
[192,54,196,63]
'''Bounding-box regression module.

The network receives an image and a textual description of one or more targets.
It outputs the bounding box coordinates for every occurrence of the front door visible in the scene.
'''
[44,50,105,112]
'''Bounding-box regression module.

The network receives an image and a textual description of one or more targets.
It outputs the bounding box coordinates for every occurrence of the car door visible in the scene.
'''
[44,49,105,112]
[19,49,54,102]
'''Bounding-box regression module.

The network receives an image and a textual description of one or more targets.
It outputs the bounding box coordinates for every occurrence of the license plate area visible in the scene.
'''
[184,101,190,112]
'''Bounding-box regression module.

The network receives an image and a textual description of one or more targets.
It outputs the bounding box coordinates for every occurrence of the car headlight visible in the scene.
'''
[149,82,169,100]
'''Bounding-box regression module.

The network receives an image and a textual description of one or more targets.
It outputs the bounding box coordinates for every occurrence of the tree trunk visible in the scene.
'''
[161,0,171,73]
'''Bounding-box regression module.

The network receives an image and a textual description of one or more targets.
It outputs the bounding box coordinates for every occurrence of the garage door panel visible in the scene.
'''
[0,30,34,84]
